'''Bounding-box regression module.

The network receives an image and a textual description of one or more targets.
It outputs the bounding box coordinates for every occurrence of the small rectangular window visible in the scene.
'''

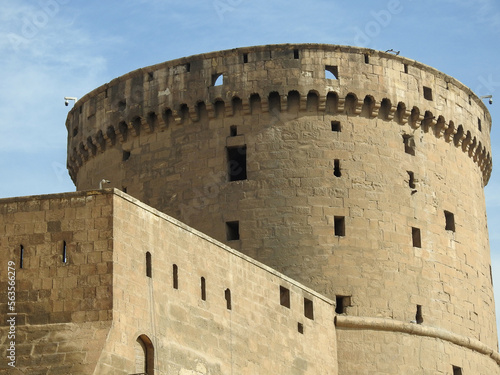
[335,295,351,314]
[304,297,314,320]
[416,304,423,324]
[334,216,345,237]
[227,146,247,181]
[478,118,482,132]
[452,365,463,375]
[62,241,68,263]
[280,286,290,308]
[404,63,409,74]
[225,288,232,310]
[173,264,178,289]
[423,86,433,101]
[364,54,369,64]
[445,211,455,232]
[334,159,342,177]
[20,245,24,269]
[146,252,152,278]
[201,277,206,301]
[293,49,299,59]
[331,121,341,132]
[412,227,421,248]
[297,322,304,334]
[226,221,240,241]
[230,125,237,137]
[408,171,416,189]
[243,53,248,63]
[325,65,339,80]
[403,135,416,156]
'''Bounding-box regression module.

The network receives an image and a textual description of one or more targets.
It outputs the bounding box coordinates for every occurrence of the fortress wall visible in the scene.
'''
[64,44,498,372]
[0,191,114,374]
[100,189,337,374]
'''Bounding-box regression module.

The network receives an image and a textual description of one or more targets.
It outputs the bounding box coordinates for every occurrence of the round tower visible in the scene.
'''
[66,44,498,373]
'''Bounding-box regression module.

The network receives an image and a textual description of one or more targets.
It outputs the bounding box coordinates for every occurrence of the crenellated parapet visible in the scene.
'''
[66,44,492,184]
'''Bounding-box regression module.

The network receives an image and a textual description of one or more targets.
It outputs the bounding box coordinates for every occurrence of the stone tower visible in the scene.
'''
[66,44,497,373]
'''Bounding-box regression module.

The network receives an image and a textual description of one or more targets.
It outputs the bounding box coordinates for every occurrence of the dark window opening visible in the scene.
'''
[146,252,152,278]
[293,49,299,59]
[148,72,154,81]
[403,134,416,156]
[478,118,482,132]
[334,159,342,177]
[364,54,369,64]
[62,241,67,263]
[226,221,240,241]
[408,171,416,189]
[230,125,237,137]
[336,296,351,314]
[445,211,455,232]
[79,106,82,114]
[334,216,345,237]
[72,127,78,137]
[469,95,472,105]
[243,53,248,63]
[452,366,462,375]
[185,63,191,72]
[227,146,247,181]
[325,65,339,80]
[416,305,423,324]
[20,245,24,269]
[225,288,232,310]
[123,150,131,161]
[304,297,314,320]
[404,64,408,74]
[173,264,178,289]
[297,322,304,334]
[331,121,341,132]
[423,86,433,101]
[212,73,223,86]
[122,186,127,193]
[412,227,422,248]
[201,277,206,301]
[280,286,291,308]
[118,100,126,111]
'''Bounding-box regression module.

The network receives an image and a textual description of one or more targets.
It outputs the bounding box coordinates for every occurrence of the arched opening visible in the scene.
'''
[325,92,338,113]
[306,91,319,112]
[287,90,300,112]
[134,334,154,375]
[249,93,261,114]
[268,91,281,113]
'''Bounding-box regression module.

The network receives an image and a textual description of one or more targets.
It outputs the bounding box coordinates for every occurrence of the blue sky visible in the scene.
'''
[1,0,500,332]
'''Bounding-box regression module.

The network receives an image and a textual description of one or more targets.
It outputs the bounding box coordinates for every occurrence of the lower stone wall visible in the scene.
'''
[336,316,500,374]
[0,321,111,374]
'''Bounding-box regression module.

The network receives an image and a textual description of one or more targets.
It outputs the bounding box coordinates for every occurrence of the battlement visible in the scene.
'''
[66,44,492,184]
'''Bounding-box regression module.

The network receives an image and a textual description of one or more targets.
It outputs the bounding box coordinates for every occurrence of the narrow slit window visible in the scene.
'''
[304,297,314,320]
[201,277,206,301]
[293,49,299,59]
[62,241,67,263]
[403,134,416,156]
[478,118,482,132]
[185,63,191,72]
[146,252,152,278]
[416,305,423,324]
[423,86,433,101]
[325,65,339,80]
[445,211,456,232]
[230,125,237,137]
[226,221,240,241]
[412,227,422,248]
[334,216,345,237]
[212,73,223,86]
[404,63,408,74]
[227,146,247,181]
[452,366,462,375]
[334,159,342,177]
[297,322,304,334]
[331,121,341,132]
[243,53,248,63]
[280,286,290,308]
[20,245,24,269]
[173,264,178,289]
[225,288,232,310]
[408,171,416,189]
[123,150,131,161]
[364,54,369,64]
[335,295,351,314]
